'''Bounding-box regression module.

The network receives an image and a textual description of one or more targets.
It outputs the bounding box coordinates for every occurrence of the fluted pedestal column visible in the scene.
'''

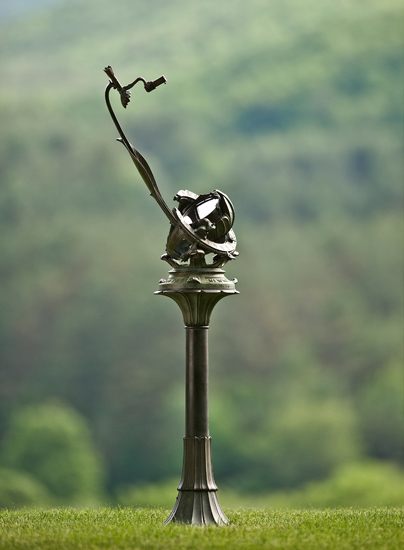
[156,266,237,526]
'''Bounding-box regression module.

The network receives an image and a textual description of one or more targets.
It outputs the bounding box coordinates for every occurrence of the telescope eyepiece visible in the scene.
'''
[145,76,167,92]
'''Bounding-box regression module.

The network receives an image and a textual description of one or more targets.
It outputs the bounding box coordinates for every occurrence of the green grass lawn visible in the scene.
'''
[0,508,403,549]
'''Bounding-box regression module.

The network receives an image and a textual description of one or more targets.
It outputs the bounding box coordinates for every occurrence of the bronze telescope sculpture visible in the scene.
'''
[104,66,238,526]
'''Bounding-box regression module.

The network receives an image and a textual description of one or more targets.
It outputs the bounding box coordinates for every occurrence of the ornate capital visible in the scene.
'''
[155,267,238,326]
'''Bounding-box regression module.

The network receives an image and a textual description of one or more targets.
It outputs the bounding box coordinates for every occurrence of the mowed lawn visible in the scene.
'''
[0,508,403,549]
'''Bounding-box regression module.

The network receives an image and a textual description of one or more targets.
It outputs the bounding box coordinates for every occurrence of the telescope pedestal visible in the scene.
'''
[156,267,237,526]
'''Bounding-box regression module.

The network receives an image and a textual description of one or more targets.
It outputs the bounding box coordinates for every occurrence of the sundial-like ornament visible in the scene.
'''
[104,66,238,268]
[104,66,239,526]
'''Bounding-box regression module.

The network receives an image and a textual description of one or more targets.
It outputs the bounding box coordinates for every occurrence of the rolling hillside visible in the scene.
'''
[0,0,402,497]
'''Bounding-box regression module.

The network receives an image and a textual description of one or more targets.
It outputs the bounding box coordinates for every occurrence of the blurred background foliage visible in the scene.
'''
[0,0,403,508]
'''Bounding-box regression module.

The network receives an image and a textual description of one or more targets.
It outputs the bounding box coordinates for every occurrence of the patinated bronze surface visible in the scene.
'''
[104,67,238,525]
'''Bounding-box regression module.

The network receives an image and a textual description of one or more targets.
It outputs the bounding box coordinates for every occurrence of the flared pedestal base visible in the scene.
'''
[165,489,229,526]
[164,437,229,526]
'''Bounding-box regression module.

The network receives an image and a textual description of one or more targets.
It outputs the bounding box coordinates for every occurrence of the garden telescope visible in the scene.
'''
[104,66,238,525]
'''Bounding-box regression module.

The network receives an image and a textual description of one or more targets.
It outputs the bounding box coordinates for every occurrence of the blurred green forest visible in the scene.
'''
[0,0,403,507]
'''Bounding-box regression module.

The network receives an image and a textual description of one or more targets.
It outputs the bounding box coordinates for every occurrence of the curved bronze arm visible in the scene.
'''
[104,66,177,226]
